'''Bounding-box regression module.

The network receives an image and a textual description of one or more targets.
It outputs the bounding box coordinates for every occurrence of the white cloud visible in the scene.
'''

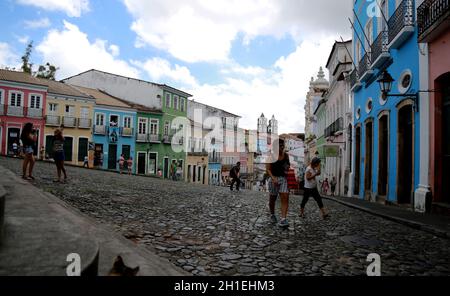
[36,21,140,79]
[123,0,352,63]
[132,57,198,89]
[0,43,21,70]
[16,35,30,44]
[109,44,120,57]
[24,17,51,29]
[16,0,90,17]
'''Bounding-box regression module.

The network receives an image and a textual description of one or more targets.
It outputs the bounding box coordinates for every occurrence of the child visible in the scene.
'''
[127,157,133,175]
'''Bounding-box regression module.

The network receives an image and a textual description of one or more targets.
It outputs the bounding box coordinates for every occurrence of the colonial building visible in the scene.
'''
[43,80,95,166]
[0,70,47,158]
[185,119,209,185]
[416,0,450,212]
[351,0,421,207]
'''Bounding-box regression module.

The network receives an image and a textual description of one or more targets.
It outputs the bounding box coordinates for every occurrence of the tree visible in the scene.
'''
[21,41,33,74]
[35,63,59,80]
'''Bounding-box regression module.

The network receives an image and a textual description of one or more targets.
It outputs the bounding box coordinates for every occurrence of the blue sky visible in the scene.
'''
[0,0,352,133]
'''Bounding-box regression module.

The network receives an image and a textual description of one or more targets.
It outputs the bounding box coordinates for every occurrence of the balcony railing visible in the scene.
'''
[358,53,374,82]
[94,125,107,135]
[350,68,362,92]
[0,104,4,116]
[162,135,172,144]
[26,108,43,118]
[120,127,134,137]
[7,106,24,116]
[371,30,390,69]
[137,133,149,142]
[388,0,415,49]
[62,117,77,128]
[46,115,61,126]
[149,134,160,143]
[325,117,344,138]
[78,118,92,129]
[418,0,450,42]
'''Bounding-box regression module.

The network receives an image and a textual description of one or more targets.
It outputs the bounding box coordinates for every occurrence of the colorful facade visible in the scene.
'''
[351,0,420,205]
[0,70,47,158]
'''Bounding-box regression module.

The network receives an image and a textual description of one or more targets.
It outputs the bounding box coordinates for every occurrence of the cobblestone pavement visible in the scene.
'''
[2,157,449,276]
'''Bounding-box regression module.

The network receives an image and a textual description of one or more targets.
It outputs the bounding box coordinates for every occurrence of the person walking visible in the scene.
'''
[330,176,337,197]
[127,157,133,175]
[12,141,18,157]
[322,178,330,196]
[266,139,291,227]
[83,155,89,168]
[20,123,37,180]
[52,129,68,183]
[118,154,125,174]
[229,162,241,191]
[170,161,177,181]
[300,157,329,220]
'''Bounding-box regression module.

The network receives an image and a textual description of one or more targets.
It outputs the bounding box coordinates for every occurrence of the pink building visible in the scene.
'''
[0,70,47,157]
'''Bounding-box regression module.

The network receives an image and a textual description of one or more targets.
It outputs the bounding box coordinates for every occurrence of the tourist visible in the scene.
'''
[127,157,133,175]
[118,154,125,174]
[52,129,68,183]
[229,162,241,191]
[176,164,183,181]
[83,155,89,168]
[330,176,337,196]
[300,157,329,219]
[170,161,177,181]
[20,123,37,180]
[322,177,330,196]
[12,141,18,157]
[266,139,291,227]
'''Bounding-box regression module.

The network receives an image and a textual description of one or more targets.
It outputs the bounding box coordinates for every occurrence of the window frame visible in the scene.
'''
[9,91,24,107]
[109,114,120,127]
[165,93,171,108]
[95,113,105,126]
[29,93,42,109]
[173,95,179,110]
[0,89,4,105]
[150,118,159,135]
[138,117,148,135]
[123,116,132,129]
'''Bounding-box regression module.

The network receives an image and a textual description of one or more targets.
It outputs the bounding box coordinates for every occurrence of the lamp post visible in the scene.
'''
[377,70,419,111]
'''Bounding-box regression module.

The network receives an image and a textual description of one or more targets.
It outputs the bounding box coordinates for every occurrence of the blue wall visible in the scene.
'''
[352,0,420,202]
[93,107,136,173]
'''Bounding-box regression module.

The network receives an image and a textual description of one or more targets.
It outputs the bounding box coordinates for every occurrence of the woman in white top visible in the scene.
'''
[300,157,329,219]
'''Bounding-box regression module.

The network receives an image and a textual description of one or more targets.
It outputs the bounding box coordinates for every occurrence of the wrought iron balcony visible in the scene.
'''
[325,117,344,138]
[371,30,390,69]
[120,127,134,137]
[45,115,61,126]
[149,134,161,143]
[350,69,362,92]
[78,118,92,129]
[388,0,415,49]
[6,106,24,117]
[358,53,374,82]
[136,133,149,142]
[418,0,450,42]
[62,116,77,128]
[94,125,107,135]
[26,108,43,118]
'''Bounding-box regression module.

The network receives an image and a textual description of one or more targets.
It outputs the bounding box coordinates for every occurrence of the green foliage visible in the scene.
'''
[21,41,33,74]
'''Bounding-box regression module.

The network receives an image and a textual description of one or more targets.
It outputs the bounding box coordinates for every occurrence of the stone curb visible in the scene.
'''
[323,196,450,240]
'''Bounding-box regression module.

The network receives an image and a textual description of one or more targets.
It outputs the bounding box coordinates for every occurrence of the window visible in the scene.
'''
[80,107,89,119]
[138,118,147,134]
[29,94,41,109]
[95,113,105,126]
[164,121,170,136]
[9,92,23,107]
[365,19,373,49]
[150,119,159,135]
[65,105,75,116]
[0,89,4,105]
[173,95,179,110]
[48,103,58,113]
[123,116,132,128]
[109,115,119,127]
[180,98,185,112]
[165,93,171,108]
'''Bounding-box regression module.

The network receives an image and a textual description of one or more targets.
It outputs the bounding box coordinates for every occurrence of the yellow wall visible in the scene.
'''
[185,154,209,185]
[44,96,95,166]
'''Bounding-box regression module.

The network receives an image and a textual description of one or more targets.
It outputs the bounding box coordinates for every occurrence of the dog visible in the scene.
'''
[108,255,140,276]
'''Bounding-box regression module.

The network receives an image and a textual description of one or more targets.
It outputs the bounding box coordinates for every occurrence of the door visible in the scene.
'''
[354,126,361,195]
[364,121,373,200]
[193,165,197,183]
[149,153,157,175]
[78,138,88,162]
[397,104,413,204]
[108,144,118,170]
[378,115,389,198]
[163,157,169,179]
[64,137,73,162]
[137,152,146,175]
[442,75,450,203]
[7,128,20,155]
[122,145,131,159]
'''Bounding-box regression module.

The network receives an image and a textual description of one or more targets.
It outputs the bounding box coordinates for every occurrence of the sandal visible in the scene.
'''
[22,175,31,180]
[28,176,35,180]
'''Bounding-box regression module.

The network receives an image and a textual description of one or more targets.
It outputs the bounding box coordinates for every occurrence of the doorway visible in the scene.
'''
[7,127,20,155]
[378,114,389,199]
[64,137,73,162]
[364,120,373,200]
[163,157,169,179]
[440,74,450,203]
[397,103,413,204]
[354,125,361,196]
[108,144,117,170]
[137,152,146,175]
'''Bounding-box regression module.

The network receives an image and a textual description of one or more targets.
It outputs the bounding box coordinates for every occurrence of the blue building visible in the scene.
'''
[351,0,420,206]
[75,86,137,173]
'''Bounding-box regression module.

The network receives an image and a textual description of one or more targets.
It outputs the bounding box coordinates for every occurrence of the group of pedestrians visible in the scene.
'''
[118,154,133,175]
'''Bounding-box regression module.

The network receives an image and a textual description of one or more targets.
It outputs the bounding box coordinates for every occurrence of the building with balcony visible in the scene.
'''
[185,120,209,185]
[0,69,47,158]
[72,86,137,173]
[415,0,450,212]
[323,40,354,196]
[43,80,95,166]
[351,0,420,207]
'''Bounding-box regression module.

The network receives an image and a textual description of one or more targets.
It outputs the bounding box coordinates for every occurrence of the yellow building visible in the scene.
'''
[185,121,209,185]
[44,80,95,166]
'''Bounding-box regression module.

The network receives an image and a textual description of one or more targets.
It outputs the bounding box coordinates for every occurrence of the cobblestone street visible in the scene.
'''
[2,157,449,276]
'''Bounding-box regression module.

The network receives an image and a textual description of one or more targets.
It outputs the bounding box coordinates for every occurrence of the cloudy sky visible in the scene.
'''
[0,0,352,133]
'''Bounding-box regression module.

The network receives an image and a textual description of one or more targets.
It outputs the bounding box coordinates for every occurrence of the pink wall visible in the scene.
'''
[0,85,46,157]
[429,29,450,202]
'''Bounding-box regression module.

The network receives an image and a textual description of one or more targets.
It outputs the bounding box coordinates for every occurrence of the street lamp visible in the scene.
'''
[377,70,419,111]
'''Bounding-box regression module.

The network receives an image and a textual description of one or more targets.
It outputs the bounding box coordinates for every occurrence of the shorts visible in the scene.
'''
[268,176,289,196]
[53,151,65,161]
[24,146,34,155]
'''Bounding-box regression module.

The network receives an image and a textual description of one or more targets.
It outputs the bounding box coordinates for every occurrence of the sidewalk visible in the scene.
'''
[323,195,450,239]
